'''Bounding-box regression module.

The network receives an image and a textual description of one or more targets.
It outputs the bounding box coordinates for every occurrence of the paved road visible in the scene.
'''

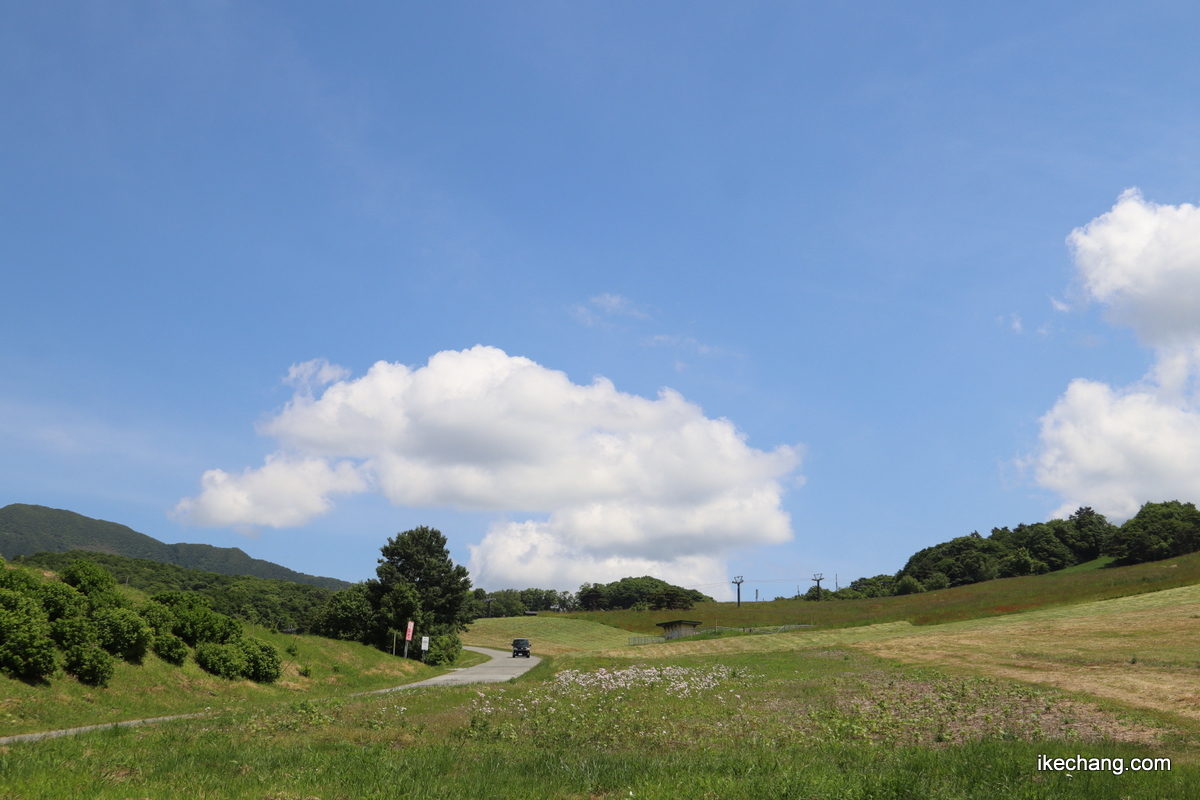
[363,645,541,693]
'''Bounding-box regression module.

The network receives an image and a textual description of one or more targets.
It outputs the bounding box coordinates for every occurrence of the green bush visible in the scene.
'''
[425,632,462,666]
[64,645,115,687]
[151,632,188,666]
[138,601,176,634]
[37,581,86,621]
[0,565,40,593]
[162,601,241,646]
[924,572,951,591]
[195,641,247,679]
[238,637,282,683]
[0,590,58,681]
[894,575,926,595]
[50,616,98,649]
[93,607,151,662]
[61,559,117,596]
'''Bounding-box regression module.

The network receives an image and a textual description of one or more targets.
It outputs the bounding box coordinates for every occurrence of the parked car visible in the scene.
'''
[512,638,531,658]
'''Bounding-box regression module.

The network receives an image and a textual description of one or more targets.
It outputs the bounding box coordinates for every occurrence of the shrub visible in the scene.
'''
[65,645,115,687]
[924,572,951,591]
[37,581,86,621]
[0,565,40,593]
[894,575,926,595]
[152,632,189,666]
[51,616,98,649]
[238,637,282,683]
[138,601,176,634]
[425,632,462,666]
[195,641,247,679]
[0,590,58,681]
[60,559,117,596]
[93,607,151,662]
[171,605,242,647]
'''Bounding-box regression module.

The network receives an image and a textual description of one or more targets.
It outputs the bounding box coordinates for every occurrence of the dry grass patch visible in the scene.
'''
[855,584,1200,721]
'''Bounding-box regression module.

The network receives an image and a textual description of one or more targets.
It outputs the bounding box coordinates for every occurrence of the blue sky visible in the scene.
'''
[4,2,1200,598]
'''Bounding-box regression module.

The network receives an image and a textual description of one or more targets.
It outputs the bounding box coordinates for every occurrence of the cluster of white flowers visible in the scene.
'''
[549,665,738,699]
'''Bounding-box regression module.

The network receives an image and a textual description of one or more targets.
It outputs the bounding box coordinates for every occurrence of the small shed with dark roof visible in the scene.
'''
[655,619,703,640]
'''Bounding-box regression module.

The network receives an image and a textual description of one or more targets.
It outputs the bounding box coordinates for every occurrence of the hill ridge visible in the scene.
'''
[0,503,349,589]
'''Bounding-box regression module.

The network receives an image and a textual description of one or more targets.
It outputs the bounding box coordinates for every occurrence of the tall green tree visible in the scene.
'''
[376,526,473,635]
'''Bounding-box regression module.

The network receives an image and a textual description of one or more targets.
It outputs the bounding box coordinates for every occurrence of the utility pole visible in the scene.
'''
[811,573,824,600]
[732,576,744,607]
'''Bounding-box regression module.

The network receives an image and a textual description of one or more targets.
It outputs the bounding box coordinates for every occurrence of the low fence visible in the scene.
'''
[628,624,813,646]
[628,635,667,646]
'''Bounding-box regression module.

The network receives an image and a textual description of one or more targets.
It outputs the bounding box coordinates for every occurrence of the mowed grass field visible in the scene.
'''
[562,552,1200,634]
[597,580,1200,726]
[461,615,632,655]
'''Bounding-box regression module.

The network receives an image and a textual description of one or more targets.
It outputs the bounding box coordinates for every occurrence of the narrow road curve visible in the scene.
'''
[1,646,541,745]
[363,645,542,693]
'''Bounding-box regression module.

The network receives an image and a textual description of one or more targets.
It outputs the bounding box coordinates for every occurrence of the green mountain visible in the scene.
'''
[0,503,350,590]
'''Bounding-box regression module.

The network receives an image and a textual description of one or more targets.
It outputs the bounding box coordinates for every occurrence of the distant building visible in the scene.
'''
[655,619,702,640]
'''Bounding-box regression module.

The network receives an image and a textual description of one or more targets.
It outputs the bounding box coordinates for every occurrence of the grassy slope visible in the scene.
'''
[461,616,632,654]
[0,623,478,736]
[0,577,480,736]
[586,582,1200,724]
[562,553,1200,633]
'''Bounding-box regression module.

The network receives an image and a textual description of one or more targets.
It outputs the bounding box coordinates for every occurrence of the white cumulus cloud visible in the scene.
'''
[1031,190,1200,520]
[175,346,800,589]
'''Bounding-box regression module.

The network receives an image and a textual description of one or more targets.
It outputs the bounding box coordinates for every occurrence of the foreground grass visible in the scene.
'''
[563,552,1200,634]
[1,647,1193,799]
[0,629,481,737]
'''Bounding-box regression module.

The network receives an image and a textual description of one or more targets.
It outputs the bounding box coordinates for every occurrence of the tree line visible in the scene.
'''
[467,576,715,617]
[807,501,1200,601]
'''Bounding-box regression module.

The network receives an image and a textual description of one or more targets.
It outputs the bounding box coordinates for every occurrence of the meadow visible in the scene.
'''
[1,643,1192,798]
[560,552,1200,634]
[5,557,1200,797]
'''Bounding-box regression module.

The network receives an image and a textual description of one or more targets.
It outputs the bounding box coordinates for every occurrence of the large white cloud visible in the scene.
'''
[1032,190,1200,520]
[176,346,800,589]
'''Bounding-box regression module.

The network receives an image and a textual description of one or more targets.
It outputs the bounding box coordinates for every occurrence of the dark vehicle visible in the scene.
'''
[512,638,531,658]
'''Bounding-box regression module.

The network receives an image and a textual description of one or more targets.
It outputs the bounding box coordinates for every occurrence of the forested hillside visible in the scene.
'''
[822,501,1200,601]
[0,504,349,589]
[16,550,332,633]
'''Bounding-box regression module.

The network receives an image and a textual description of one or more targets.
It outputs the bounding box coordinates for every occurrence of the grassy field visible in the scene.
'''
[462,615,632,654]
[592,582,1200,726]
[562,552,1200,633]
[0,644,1192,798]
[6,559,1200,796]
